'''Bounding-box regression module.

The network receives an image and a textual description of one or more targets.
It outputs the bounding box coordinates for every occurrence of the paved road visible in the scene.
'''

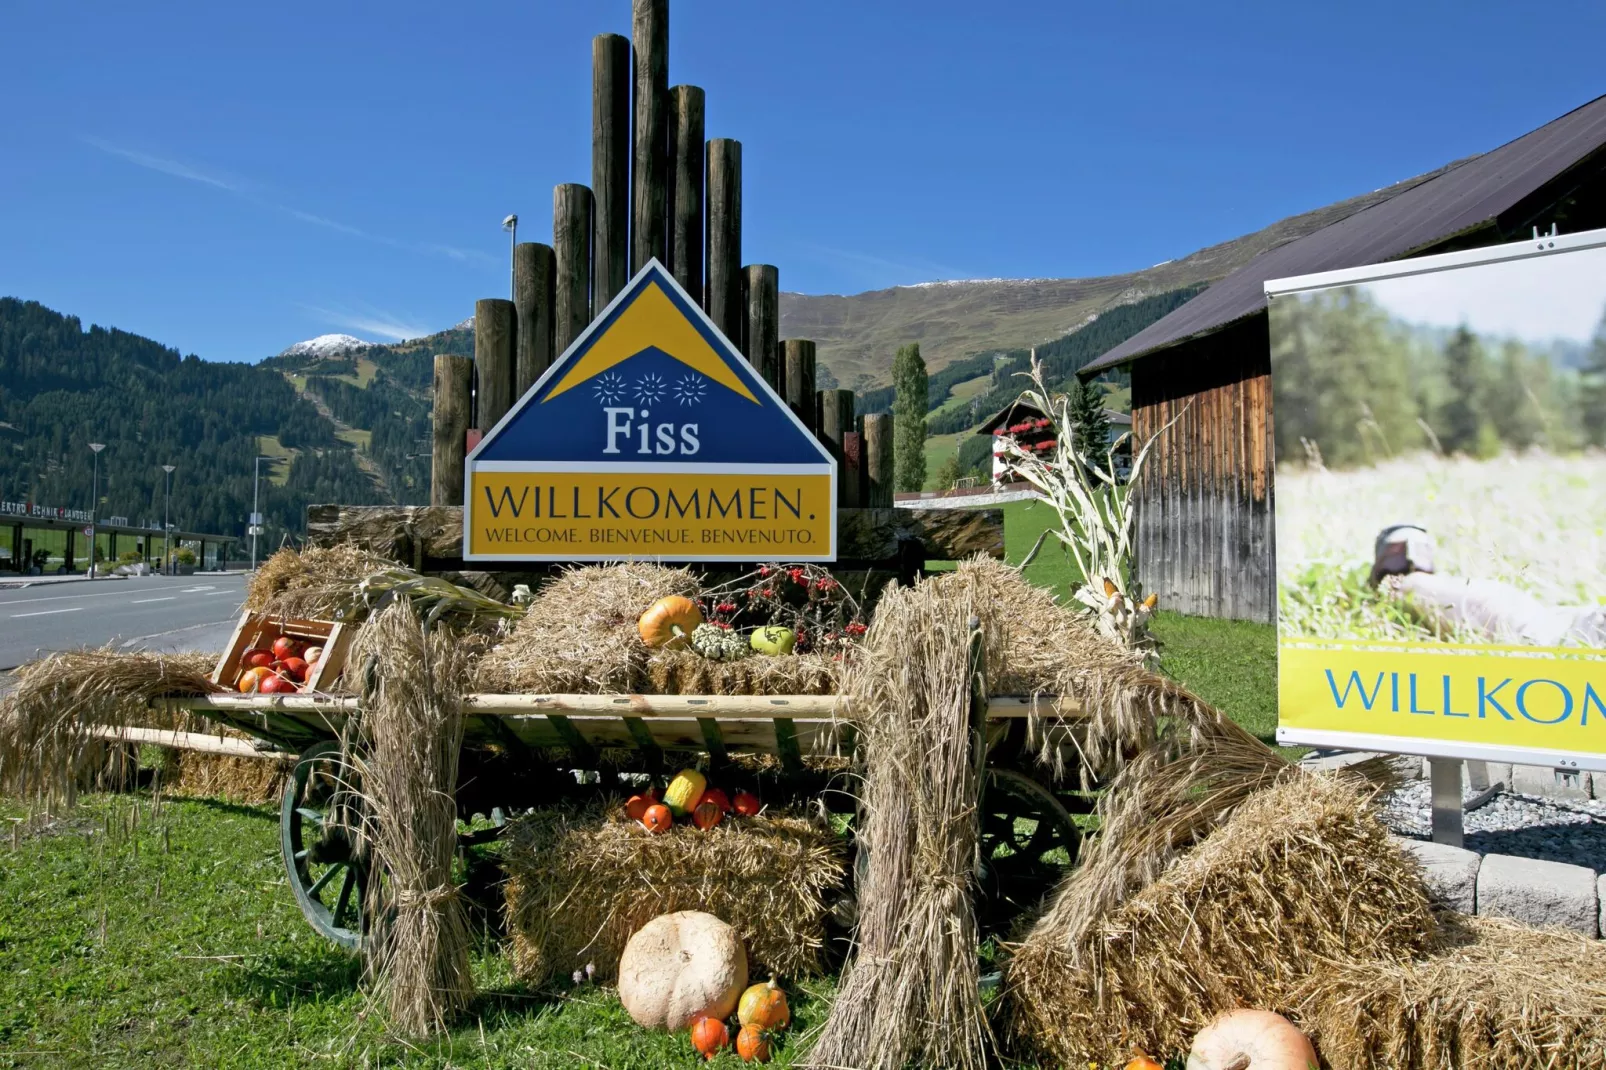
[0,574,247,669]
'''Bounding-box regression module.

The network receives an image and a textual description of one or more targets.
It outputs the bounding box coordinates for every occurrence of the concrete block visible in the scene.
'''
[1509,763,1590,801]
[1394,836,1480,913]
[1476,853,1599,936]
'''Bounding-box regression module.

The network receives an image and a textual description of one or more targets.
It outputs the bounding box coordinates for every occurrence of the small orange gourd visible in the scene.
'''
[1125,1054,1165,1070]
[692,799,723,830]
[641,803,673,834]
[638,595,703,649]
[625,787,658,822]
[735,1024,772,1062]
[736,978,790,1032]
[689,1013,729,1060]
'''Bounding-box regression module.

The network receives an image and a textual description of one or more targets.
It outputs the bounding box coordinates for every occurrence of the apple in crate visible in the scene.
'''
[271,635,302,660]
[260,672,297,695]
[243,648,275,670]
[279,657,310,683]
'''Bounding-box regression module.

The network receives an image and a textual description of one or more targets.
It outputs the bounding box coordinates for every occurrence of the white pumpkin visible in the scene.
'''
[1187,1008,1318,1070]
[617,910,747,1032]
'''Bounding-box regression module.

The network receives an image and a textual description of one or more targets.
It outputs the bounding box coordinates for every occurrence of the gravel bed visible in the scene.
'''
[1382,779,1606,871]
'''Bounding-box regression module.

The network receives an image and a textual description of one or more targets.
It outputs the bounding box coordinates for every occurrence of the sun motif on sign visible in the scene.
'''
[673,373,707,407]
[592,371,627,405]
[635,372,667,405]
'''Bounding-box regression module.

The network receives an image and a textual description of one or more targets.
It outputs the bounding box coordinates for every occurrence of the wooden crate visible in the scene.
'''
[212,611,352,694]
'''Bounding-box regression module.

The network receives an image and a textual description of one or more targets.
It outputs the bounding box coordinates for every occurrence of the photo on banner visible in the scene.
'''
[1266,229,1606,770]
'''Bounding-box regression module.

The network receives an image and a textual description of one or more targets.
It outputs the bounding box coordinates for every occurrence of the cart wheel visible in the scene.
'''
[281,741,369,952]
[977,767,1080,930]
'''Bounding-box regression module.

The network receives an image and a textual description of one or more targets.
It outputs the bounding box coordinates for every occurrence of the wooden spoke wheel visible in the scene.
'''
[976,767,1080,932]
[281,741,370,952]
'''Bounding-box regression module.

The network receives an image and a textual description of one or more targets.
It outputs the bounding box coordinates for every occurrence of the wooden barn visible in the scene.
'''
[1079,94,1606,622]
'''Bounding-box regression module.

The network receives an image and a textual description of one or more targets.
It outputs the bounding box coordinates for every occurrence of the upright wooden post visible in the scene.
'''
[864,413,895,507]
[668,85,705,297]
[742,264,779,388]
[592,33,631,308]
[783,339,817,433]
[513,242,556,393]
[705,138,742,342]
[474,298,516,431]
[432,354,473,506]
[820,389,856,507]
[554,183,594,353]
[631,0,668,272]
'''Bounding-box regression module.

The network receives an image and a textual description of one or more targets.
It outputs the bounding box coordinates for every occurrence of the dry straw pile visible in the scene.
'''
[350,602,475,1037]
[475,563,700,693]
[501,803,845,986]
[246,544,391,619]
[804,576,997,1070]
[164,741,287,804]
[1003,774,1437,1066]
[1293,913,1606,1068]
[0,650,221,809]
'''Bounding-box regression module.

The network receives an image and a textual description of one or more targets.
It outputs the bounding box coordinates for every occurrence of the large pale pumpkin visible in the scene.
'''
[638,596,703,649]
[1187,1009,1317,1070]
[618,911,747,1032]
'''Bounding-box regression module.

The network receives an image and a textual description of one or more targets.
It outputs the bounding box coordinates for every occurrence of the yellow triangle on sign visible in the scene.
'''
[542,278,759,404]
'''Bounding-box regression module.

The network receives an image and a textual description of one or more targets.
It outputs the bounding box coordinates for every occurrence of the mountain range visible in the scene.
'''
[0,163,1452,542]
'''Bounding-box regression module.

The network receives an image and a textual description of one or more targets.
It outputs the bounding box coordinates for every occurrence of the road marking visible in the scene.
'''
[0,581,243,606]
[12,607,84,618]
[182,586,217,593]
[118,618,238,649]
[131,597,177,604]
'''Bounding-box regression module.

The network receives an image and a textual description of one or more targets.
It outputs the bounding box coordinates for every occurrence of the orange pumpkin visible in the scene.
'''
[736,977,789,1031]
[638,595,703,649]
[1125,1055,1165,1070]
[700,787,732,814]
[732,790,761,817]
[735,1024,772,1062]
[642,803,673,834]
[689,1013,729,1060]
[692,799,723,830]
[625,788,659,822]
[237,666,271,693]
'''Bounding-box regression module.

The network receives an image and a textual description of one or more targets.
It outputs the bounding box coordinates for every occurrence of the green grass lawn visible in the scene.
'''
[0,795,834,1068]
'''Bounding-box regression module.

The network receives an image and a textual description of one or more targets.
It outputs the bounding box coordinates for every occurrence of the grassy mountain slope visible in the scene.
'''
[779,165,1453,387]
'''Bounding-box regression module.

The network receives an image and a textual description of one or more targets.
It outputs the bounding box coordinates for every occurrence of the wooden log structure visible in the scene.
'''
[430,355,473,506]
[631,0,669,272]
[818,389,856,507]
[742,264,780,389]
[667,84,705,297]
[783,339,817,433]
[473,298,517,431]
[592,32,631,308]
[513,243,556,393]
[553,183,594,352]
[305,503,1004,568]
[705,137,742,340]
[863,413,895,508]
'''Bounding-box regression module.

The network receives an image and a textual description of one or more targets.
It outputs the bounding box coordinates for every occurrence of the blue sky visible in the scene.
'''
[3,1,1602,363]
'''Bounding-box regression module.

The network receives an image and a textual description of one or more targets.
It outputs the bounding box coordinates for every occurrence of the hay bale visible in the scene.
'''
[351,603,475,1036]
[804,577,996,1070]
[644,648,839,696]
[500,803,845,986]
[1292,914,1606,1069]
[0,650,220,809]
[474,564,701,693]
[166,744,286,805]
[1003,774,1437,1067]
[246,545,392,619]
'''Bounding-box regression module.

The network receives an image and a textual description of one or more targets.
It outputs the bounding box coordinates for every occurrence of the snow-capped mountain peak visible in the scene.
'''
[278,333,375,359]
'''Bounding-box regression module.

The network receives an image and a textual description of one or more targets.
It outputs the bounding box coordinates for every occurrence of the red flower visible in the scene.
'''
[758,566,771,578]
[714,620,732,630]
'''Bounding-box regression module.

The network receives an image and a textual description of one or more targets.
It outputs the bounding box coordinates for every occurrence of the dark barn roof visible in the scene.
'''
[1082,94,1606,375]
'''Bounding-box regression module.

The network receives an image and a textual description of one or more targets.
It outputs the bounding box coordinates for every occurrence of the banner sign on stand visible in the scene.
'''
[1266,228,1606,771]
[464,259,837,562]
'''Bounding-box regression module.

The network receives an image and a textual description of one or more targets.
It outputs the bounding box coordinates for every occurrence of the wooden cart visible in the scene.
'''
[151,653,1087,951]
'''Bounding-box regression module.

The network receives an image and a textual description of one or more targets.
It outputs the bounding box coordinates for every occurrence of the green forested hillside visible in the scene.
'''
[0,299,386,548]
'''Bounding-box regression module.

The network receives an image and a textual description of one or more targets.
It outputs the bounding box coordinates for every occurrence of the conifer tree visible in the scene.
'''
[892,342,928,492]
[1068,377,1111,461]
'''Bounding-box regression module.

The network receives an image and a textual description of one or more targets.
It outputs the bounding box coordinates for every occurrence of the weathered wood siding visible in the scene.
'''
[1130,315,1275,622]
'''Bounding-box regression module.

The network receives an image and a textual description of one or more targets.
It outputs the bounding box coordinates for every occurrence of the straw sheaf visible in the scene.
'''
[1291,913,1606,1069]
[349,602,476,1036]
[500,803,846,985]
[474,563,701,693]
[1003,774,1437,1067]
[804,577,996,1070]
[0,649,221,809]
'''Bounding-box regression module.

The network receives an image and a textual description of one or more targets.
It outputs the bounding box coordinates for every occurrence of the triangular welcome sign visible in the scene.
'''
[464,259,836,562]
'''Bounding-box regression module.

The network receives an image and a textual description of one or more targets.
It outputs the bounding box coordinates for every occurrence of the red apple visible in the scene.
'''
[271,636,301,660]
[243,648,275,670]
[259,672,296,694]
[279,657,309,682]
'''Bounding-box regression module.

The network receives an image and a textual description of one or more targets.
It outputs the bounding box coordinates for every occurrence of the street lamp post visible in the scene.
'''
[503,214,518,301]
[161,464,175,575]
[88,442,105,577]
[251,455,269,571]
